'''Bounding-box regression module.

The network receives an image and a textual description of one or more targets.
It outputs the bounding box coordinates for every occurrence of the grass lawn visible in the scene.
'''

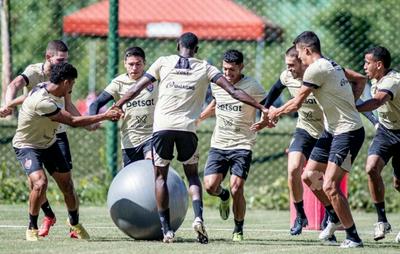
[1,204,400,253]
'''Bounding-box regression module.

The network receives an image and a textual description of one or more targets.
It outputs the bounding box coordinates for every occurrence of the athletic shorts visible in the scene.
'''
[288,128,319,160]
[55,132,73,170]
[122,138,153,167]
[152,130,198,166]
[204,147,252,180]
[14,141,71,175]
[310,127,365,172]
[368,124,400,177]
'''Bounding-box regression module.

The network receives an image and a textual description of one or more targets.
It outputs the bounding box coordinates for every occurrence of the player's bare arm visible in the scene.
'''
[344,68,367,100]
[356,91,391,112]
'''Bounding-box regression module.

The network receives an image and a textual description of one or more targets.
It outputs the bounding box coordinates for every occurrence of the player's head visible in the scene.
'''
[293,31,321,65]
[45,40,69,65]
[177,32,199,54]
[285,46,306,79]
[124,47,146,80]
[364,46,391,79]
[222,49,244,84]
[50,62,78,95]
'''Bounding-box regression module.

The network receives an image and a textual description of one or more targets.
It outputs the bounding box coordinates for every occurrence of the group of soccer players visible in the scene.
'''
[1,31,399,249]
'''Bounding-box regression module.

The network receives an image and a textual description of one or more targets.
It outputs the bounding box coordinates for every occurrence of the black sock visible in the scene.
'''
[324,205,340,224]
[345,224,361,242]
[374,202,388,222]
[29,214,39,229]
[68,210,79,226]
[234,219,244,233]
[158,209,171,234]
[218,188,230,201]
[294,200,306,218]
[192,200,203,221]
[41,200,55,218]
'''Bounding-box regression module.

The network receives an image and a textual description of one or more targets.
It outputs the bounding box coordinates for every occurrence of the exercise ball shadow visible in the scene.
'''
[107,160,189,240]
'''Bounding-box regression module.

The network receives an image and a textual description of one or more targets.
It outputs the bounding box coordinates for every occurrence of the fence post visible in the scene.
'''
[106,0,119,177]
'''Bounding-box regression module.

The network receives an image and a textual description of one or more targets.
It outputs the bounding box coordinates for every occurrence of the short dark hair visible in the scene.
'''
[178,32,198,50]
[285,46,298,58]
[50,63,78,84]
[124,46,145,61]
[223,49,244,65]
[46,40,68,53]
[365,46,391,69]
[293,31,321,53]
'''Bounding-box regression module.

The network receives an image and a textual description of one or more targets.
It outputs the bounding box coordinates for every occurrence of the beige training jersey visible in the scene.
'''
[211,76,265,150]
[371,70,400,130]
[22,63,66,133]
[105,73,158,149]
[303,58,363,134]
[13,87,62,149]
[146,55,222,133]
[280,70,324,138]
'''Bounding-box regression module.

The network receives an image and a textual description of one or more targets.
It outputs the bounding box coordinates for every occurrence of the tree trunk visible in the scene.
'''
[1,0,11,106]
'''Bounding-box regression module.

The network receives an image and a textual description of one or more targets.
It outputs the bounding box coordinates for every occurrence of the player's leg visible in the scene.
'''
[204,148,230,220]
[393,155,400,243]
[152,131,175,242]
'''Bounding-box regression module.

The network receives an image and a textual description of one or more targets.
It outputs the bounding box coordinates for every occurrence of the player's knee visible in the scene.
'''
[365,162,380,177]
[32,179,48,193]
[302,170,323,190]
[230,182,244,198]
[204,180,219,195]
[322,181,338,197]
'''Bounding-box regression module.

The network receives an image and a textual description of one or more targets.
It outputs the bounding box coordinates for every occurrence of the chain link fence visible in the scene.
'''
[1,0,399,210]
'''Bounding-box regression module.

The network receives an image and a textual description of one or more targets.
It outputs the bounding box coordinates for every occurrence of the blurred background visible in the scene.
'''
[1,0,399,211]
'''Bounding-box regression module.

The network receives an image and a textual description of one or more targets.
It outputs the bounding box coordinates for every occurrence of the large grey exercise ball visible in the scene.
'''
[107,160,189,240]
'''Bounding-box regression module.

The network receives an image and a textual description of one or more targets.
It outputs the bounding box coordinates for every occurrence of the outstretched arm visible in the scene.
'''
[344,68,367,100]
[115,76,153,108]
[261,78,286,108]
[0,75,27,117]
[356,92,391,112]
[199,99,216,121]
[89,91,114,115]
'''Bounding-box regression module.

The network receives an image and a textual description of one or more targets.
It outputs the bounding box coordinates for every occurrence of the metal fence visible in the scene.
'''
[1,0,399,210]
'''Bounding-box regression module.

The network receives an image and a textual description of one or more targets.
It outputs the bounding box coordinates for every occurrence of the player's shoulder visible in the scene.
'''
[384,70,400,83]
[279,69,294,85]
[24,63,43,72]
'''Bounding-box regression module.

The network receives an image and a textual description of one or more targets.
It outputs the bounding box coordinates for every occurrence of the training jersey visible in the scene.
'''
[303,58,363,135]
[21,63,66,133]
[145,55,222,133]
[280,70,324,138]
[371,70,400,130]
[104,73,158,149]
[211,76,265,150]
[13,87,62,149]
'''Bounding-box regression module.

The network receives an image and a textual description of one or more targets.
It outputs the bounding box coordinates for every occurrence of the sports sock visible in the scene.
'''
[29,214,39,229]
[192,200,203,221]
[234,219,244,233]
[218,188,230,201]
[41,200,55,218]
[294,200,306,218]
[374,202,388,222]
[68,210,79,226]
[159,208,171,234]
[345,224,362,242]
[324,205,340,224]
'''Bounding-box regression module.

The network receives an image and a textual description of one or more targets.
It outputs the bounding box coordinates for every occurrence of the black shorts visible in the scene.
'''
[368,124,400,177]
[288,128,319,160]
[152,130,198,164]
[55,132,73,170]
[14,142,71,175]
[310,128,365,171]
[122,138,153,167]
[204,147,252,180]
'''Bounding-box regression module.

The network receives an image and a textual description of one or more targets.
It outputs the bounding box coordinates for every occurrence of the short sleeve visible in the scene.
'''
[303,63,324,89]
[279,70,288,86]
[379,78,398,99]
[206,63,223,83]
[104,79,119,100]
[145,57,163,81]
[36,98,60,116]
[22,65,39,90]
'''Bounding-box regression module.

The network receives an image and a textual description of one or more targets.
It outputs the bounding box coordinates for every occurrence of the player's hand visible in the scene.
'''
[0,106,14,118]
[104,105,123,121]
[267,106,279,123]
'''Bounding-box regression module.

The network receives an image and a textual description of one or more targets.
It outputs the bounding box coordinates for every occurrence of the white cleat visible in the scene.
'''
[373,222,391,241]
[395,231,400,243]
[162,230,175,243]
[339,239,363,248]
[192,217,208,244]
[319,221,341,240]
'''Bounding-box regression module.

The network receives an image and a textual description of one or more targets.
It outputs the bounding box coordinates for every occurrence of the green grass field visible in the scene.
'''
[1,205,400,253]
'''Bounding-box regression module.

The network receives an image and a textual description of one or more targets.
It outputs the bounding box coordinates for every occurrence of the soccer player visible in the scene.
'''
[254,31,365,248]
[198,49,266,241]
[356,46,400,242]
[14,63,121,241]
[0,40,83,237]
[89,47,157,166]
[114,32,268,244]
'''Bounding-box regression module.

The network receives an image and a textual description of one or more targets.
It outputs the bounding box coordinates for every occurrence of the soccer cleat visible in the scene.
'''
[26,229,39,241]
[290,216,308,235]
[319,221,341,240]
[232,232,244,242]
[373,221,391,241]
[67,220,90,240]
[219,197,230,220]
[395,231,400,243]
[322,234,337,245]
[320,210,329,230]
[162,230,175,243]
[192,217,208,244]
[339,239,363,248]
[38,216,56,237]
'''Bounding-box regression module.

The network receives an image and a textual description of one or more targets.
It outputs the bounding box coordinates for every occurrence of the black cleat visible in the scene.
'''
[290,216,308,235]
